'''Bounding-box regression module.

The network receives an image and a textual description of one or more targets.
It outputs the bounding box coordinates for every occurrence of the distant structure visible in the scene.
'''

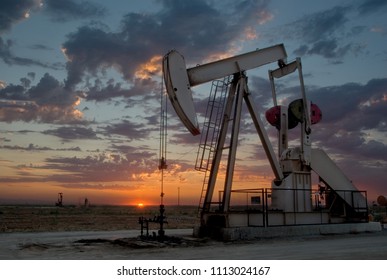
[55,192,63,207]
[377,195,387,207]
[377,195,387,216]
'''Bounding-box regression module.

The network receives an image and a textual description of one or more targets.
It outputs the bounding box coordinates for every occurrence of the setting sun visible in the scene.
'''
[137,203,144,208]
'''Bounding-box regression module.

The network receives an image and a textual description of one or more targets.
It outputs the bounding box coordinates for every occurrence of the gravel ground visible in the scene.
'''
[1,227,386,260]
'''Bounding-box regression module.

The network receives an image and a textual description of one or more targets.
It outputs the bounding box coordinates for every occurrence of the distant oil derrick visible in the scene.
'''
[55,192,63,207]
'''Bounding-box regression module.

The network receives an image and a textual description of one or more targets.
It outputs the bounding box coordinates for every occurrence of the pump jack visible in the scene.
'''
[162,44,371,237]
[55,192,63,207]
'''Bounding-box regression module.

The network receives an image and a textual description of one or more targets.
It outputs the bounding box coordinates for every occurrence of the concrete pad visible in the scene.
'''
[217,222,382,241]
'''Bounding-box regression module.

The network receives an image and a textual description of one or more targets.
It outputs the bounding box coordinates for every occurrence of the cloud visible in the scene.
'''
[293,6,350,44]
[292,78,387,168]
[43,0,106,22]
[29,44,54,51]
[287,6,356,61]
[270,4,371,61]
[234,74,387,196]
[0,142,176,189]
[0,143,81,151]
[0,1,58,71]
[85,77,159,102]
[294,40,353,61]
[309,78,387,127]
[62,0,272,92]
[58,183,138,191]
[357,0,387,15]
[43,126,98,140]
[240,75,387,167]
[30,147,158,185]
[62,25,130,89]
[0,0,103,69]
[0,73,84,123]
[0,0,42,33]
[6,0,260,108]
[103,120,151,141]
[0,37,62,68]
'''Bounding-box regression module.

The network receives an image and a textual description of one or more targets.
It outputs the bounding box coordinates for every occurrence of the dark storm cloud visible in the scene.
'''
[236,74,387,195]
[274,4,375,61]
[309,78,387,128]
[0,83,26,100]
[27,72,36,80]
[361,140,387,160]
[286,5,356,60]
[294,40,353,61]
[316,129,387,162]
[303,78,387,163]
[358,0,387,15]
[43,0,106,22]
[0,1,58,70]
[62,0,271,92]
[249,76,274,107]
[0,0,104,91]
[28,73,78,106]
[238,74,387,165]
[293,6,349,44]
[0,0,102,69]
[0,0,41,33]
[20,77,31,88]
[62,25,129,89]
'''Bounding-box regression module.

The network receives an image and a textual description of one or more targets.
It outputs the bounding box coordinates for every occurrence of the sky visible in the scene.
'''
[0,0,386,206]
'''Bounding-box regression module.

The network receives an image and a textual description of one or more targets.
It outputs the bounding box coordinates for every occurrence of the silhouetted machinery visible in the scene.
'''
[377,195,387,207]
[162,44,369,235]
[55,192,63,207]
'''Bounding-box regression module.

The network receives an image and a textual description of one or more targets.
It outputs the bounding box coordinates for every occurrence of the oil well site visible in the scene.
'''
[1,43,387,259]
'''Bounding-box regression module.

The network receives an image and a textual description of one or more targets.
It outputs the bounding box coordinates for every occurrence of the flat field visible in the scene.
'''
[0,205,198,233]
[1,204,387,260]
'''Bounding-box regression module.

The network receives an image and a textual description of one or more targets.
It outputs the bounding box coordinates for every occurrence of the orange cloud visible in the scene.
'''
[135,55,163,79]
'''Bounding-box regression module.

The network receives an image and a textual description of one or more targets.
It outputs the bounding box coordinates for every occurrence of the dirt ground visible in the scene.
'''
[1,205,387,260]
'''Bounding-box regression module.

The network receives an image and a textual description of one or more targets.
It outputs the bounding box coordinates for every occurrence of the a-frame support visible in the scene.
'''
[201,73,283,215]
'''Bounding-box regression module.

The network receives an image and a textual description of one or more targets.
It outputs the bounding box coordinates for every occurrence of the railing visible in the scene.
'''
[206,187,369,227]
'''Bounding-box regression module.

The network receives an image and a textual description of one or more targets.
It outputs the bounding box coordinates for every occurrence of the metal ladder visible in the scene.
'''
[195,76,230,215]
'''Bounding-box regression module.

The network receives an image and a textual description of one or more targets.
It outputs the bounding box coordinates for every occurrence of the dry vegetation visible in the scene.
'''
[0,205,199,233]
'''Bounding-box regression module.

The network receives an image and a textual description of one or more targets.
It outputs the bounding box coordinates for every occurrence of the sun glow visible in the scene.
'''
[137,203,144,208]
